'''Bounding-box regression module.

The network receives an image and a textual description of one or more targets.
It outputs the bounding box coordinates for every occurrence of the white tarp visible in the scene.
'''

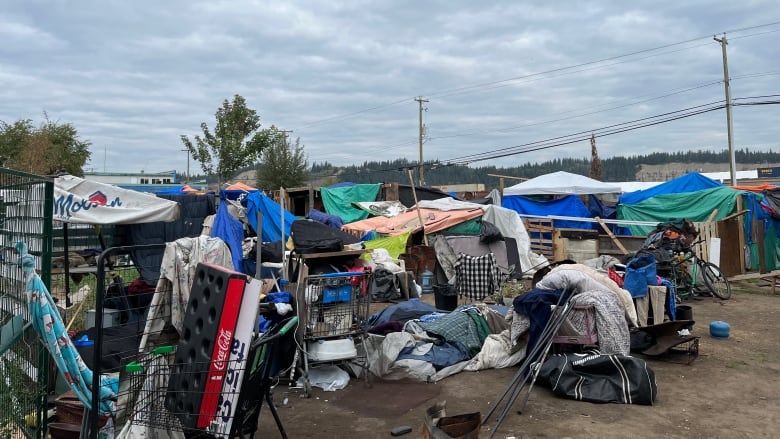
[503,171,622,196]
[54,174,180,224]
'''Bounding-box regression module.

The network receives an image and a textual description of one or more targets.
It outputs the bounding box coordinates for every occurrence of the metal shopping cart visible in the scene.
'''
[121,304,298,438]
[298,270,371,397]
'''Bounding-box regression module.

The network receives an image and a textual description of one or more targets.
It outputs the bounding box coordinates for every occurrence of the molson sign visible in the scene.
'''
[53,190,123,221]
[52,174,179,224]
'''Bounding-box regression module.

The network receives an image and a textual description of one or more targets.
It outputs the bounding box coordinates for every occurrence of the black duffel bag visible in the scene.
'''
[537,351,657,405]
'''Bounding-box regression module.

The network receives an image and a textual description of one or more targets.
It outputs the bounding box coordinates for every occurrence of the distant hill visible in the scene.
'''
[234,149,780,188]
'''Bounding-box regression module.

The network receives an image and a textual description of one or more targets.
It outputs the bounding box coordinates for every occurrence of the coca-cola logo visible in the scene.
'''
[213,329,233,371]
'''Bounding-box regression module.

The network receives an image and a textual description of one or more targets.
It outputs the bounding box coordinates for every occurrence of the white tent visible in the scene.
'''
[54,174,180,224]
[503,171,622,196]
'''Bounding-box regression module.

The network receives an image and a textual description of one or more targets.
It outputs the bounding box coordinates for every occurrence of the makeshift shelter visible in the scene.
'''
[618,172,722,205]
[617,186,740,236]
[321,183,383,223]
[502,195,595,229]
[503,171,622,196]
[245,191,295,243]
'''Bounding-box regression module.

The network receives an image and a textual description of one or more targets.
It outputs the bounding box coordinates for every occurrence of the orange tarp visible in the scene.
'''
[225,182,257,191]
[342,207,483,237]
[731,182,779,192]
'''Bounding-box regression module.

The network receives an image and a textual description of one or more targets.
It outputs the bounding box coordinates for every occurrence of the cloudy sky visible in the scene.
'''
[2,1,779,177]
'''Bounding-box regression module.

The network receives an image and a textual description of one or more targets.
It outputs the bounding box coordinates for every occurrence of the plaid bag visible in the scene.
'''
[455,252,501,301]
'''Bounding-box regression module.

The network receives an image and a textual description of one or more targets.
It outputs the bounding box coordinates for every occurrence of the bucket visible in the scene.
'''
[676,305,693,327]
[433,284,458,312]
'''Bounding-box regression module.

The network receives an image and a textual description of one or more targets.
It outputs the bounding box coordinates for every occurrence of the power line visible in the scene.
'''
[291,21,780,132]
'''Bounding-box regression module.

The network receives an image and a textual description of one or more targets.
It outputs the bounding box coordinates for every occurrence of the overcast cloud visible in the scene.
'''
[1,1,779,176]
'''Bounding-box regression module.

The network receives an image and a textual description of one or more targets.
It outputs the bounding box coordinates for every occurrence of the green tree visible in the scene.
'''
[0,115,91,176]
[257,135,309,190]
[181,94,275,185]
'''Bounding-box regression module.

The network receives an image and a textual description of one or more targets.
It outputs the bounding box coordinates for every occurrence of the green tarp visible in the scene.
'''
[321,183,382,223]
[617,186,740,236]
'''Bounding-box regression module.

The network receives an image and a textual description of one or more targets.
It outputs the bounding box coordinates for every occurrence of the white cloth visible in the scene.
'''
[537,264,638,327]
[139,236,233,351]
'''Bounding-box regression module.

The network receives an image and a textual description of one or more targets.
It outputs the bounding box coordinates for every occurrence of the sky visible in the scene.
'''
[2,1,780,177]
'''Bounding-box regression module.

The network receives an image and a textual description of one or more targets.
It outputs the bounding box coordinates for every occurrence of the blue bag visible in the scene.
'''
[623,255,657,298]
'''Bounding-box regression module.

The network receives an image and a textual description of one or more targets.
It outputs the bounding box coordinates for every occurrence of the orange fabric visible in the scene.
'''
[225,182,257,191]
[342,207,483,236]
[731,182,779,192]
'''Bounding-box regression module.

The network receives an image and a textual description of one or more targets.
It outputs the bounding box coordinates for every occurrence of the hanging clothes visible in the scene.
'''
[139,236,233,351]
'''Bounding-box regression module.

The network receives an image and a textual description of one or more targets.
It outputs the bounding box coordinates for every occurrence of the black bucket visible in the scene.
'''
[433,284,458,312]
[676,305,693,329]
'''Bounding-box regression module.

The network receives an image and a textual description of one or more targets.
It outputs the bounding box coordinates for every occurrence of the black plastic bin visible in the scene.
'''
[433,284,458,311]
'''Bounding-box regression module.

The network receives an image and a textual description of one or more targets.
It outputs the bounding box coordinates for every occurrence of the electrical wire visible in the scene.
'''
[292,21,780,132]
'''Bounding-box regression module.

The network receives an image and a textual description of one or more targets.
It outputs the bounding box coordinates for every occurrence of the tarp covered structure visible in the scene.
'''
[321,183,382,223]
[617,186,740,236]
[503,171,622,196]
[54,174,180,224]
[502,195,595,229]
[618,172,722,205]
[245,191,296,243]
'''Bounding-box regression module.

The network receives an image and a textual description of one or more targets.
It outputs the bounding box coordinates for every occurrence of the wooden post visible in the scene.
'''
[737,196,746,275]
[595,216,629,255]
[407,169,429,246]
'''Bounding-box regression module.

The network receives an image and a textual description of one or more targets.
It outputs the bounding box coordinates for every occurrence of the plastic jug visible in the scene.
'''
[420,267,434,294]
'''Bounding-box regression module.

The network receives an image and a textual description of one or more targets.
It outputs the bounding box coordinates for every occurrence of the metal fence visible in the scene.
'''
[0,168,53,439]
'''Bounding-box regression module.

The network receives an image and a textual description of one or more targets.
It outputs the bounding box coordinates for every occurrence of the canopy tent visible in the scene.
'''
[503,171,621,196]
[617,186,741,236]
[618,172,722,205]
[54,174,180,225]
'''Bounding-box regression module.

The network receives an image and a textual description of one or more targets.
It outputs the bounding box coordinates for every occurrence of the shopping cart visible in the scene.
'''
[298,270,371,397]
[121,303,298,438]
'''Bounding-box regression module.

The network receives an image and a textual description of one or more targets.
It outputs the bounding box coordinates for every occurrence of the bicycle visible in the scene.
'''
[666,240,732,301]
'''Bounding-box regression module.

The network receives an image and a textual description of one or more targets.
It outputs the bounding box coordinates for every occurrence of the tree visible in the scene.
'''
[181,94,276,185]
[589,133,603,180]
[257,134,309,190]
[0,115,91,176]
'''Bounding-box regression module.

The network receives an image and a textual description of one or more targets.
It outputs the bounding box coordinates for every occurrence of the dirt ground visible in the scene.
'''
[257,282,780,439]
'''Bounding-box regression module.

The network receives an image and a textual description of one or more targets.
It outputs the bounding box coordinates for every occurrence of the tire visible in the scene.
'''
[700,261,732,300]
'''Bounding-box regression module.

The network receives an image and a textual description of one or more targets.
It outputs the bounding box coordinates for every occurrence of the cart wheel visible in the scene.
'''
[303,378,312,398]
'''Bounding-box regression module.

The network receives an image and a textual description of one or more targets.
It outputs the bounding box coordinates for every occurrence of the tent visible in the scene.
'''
[503,171,621,196]
[618,172,722,205]
[54,174,180,224]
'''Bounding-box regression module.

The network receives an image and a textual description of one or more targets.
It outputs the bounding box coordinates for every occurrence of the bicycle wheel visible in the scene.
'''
[700,261,732,300]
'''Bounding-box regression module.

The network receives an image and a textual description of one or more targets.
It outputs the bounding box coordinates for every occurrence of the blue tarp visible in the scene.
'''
[211,202,245,272]
[502,195,595,229]
[245,191,296,243]
[619,172,722,205]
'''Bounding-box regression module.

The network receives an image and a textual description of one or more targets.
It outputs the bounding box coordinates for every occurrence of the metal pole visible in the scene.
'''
[714,33,737,185]
[181,148,190,184]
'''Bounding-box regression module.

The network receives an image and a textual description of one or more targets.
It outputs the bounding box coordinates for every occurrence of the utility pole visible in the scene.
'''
[415,97,429,186]
[714,33,737,185]
[181,148,190,184]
